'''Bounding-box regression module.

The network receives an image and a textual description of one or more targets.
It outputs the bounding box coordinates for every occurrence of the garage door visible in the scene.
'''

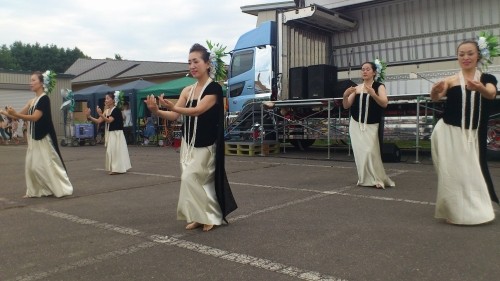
[0,89,33,111]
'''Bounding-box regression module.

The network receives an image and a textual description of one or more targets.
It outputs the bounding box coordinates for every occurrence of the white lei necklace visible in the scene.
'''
[181,78,212,164]
[458,70,481,143]
[357,82,372,131]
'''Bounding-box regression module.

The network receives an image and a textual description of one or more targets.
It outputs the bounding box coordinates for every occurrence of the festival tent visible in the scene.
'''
[73,84,114,115]
[136,77,197,118]
[111,79,157,139]
[71,84,113,139]
[137,76,196,97]
[73,83,114,96]
[113,79,157,93]
[136,77,227,118]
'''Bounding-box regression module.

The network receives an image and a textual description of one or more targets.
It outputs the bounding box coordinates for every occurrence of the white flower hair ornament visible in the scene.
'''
[114,90,125,109]
[477,31,499,72]
[373,58,387,83]
[42,70,57,94]
[206,40,228,82]
[209,52,217,80]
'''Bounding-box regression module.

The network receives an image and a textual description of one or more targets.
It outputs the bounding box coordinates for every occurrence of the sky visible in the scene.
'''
[0,0,290,63]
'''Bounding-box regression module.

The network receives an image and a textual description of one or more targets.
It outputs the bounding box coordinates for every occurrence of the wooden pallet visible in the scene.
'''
[225,142,280,156]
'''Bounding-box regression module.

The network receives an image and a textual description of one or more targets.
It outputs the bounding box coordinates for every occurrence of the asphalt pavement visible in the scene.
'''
[1,144,499,281]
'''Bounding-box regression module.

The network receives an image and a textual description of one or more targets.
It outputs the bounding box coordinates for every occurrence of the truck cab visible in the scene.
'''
[227,21,277,116]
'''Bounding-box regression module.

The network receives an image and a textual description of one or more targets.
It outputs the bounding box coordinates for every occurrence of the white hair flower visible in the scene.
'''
[114,91,124,109]
[206,40,228,82]
[373,58,387,83]
[477,31,499,71]
[209,52,217,80]
[42,70,56,94]
[477,37,488,50]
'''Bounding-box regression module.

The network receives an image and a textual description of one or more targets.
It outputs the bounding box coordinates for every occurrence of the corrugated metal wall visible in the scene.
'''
[281,25,331,99]
[332,0,500,69]
[0,71,73,137]
[286,27,329,67]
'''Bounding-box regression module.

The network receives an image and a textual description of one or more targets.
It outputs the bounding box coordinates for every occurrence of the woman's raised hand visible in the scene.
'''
[432,80,446,93]
[96,106,103,116]
[158,94,168,107]
[430,80,447,101]
[6,106,16,115]
[466,79,483,92]
[145,95,159,113]
[365,84,376,96]
[157,94,174,110]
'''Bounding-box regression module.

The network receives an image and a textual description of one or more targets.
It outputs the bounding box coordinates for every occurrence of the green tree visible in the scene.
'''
[106,53,123,60]
[0,44,20,70]
[2,41,90,73]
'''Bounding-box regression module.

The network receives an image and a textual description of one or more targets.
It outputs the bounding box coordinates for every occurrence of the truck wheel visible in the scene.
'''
[290,139,315,150]
[89,140,96,146]
[71,139,80,147]
[60,139,67,147]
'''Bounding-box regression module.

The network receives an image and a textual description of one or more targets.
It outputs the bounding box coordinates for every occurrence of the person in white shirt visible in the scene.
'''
[122,101,133,144]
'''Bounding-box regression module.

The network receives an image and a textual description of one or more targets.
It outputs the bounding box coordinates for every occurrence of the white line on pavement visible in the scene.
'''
[95,168,435,206]
[22,207,347,281]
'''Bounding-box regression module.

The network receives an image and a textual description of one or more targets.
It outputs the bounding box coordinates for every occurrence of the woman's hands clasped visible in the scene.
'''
[364,84,376,97]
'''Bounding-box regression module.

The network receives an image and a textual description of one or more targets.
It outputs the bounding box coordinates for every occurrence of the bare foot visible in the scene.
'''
[22,194,29,198]
[185,222,202,230]
[203,224,215,232]
[375,184,385,189]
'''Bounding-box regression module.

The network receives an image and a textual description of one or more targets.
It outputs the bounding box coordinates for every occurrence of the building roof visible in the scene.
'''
[241,1,296,16]
[240,0,394,15]
[65,58,188,84]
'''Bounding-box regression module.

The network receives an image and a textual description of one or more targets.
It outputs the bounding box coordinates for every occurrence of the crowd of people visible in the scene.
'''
[0,110,25,145]
[1,36,499,229]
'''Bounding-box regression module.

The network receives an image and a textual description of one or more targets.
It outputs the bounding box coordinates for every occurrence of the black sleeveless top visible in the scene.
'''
[350,82,385,124]
[182,82,222,147]
[107,107,124,131]
[30,95,54,140]
[442,73,497,129]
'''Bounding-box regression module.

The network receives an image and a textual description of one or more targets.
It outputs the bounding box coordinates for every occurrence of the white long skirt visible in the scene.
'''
[177,139,222,225]
[431,119,494,225]
[349,118,395,188]
[25,135,73,197]
[105,130,131,173]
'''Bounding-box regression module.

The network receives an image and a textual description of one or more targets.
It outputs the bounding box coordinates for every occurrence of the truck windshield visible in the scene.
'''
[230,50,254,78]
